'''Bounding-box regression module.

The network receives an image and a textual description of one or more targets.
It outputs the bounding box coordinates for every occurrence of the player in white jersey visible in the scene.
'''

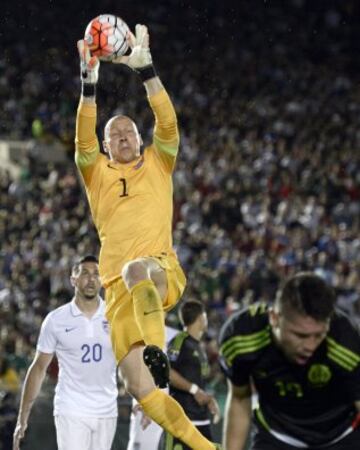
[127,326,179,450]
[13,255,118,450]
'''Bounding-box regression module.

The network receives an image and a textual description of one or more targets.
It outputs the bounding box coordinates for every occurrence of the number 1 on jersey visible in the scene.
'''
[119,178,128,197]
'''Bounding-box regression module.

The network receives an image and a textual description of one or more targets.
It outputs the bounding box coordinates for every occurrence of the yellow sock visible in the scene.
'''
[131,279,165,348]
[140,389,216,450]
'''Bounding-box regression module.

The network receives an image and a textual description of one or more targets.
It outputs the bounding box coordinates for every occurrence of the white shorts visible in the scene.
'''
[55,415,117,450]
[127,410,163,450]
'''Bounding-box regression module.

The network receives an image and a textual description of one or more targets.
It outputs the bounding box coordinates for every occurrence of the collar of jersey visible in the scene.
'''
[70,297,105,318]
[107,155,144,171]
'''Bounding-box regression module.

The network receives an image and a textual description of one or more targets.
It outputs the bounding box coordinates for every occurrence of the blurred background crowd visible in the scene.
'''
[1,0,360,448]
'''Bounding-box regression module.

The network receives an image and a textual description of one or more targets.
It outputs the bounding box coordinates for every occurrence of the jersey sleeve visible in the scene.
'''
[167,331,189,371]
[75,100,101,186]
[344,363,360,403]
[219,306,271,386]
[148,89,179,173]
[37,313,57,354]
[328,314,360,402]
[345,321,360,401]
[352,322,360,401]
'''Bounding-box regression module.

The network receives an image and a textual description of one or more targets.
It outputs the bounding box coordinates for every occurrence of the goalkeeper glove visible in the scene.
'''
[77,39,100,88]
[113,25,156,81]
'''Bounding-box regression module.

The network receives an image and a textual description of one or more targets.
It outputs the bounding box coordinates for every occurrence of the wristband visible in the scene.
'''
[136,64,157,82]
[189,384,199,395]
[81,82,96,98]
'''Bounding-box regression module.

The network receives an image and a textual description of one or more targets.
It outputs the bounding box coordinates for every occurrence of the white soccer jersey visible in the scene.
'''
[37,298,118,418]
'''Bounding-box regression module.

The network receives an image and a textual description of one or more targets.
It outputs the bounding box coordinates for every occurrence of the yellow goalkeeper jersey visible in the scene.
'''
[75,89,179,287]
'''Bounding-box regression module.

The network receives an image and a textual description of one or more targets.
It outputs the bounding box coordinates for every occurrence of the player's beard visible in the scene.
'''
[83,293,97,301]
[82,286,98,301]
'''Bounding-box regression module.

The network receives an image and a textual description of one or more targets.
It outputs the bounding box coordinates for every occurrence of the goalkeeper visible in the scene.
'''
[75,24,221,450]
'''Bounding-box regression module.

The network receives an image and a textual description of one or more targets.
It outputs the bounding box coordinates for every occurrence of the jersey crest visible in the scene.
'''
[102,320,110,334]
[307,364,332,387]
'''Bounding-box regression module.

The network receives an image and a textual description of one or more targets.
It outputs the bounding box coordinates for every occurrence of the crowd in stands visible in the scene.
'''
[1,0,360,445]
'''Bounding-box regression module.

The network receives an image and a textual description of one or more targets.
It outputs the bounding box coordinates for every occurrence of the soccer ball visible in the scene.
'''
[84,14,129,61]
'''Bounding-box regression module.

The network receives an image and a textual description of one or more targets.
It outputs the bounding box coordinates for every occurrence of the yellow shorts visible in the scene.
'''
[105,254,186,363]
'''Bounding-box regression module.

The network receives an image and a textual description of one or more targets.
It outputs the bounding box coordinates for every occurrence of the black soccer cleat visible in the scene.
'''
[143,345,170,388]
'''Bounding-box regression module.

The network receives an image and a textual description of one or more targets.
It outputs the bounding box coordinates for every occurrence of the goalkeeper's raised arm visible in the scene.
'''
[113,24,180,172]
